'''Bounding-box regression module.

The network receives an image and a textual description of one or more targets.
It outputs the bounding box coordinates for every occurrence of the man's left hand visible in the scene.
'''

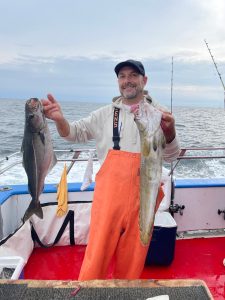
[161,112,176,143]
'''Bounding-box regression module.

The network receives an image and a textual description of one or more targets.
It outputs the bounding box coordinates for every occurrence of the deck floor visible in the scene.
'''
[24,236,225,300]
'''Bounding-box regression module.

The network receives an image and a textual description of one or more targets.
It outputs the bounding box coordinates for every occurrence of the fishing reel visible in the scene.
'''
[169,174,185,216]
[169,204,185,216]
[218,209,225,220]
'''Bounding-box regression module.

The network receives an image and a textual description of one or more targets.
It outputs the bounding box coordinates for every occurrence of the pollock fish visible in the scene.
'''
[131,102,166,246]
[21,98,57,221]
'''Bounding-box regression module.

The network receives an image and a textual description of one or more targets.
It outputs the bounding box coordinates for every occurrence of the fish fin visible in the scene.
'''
[23,200,43,222]
[21,139,24,153]
[39,131,45,145]
[153,136,158,151]
[48,153,57,173]
[34,203,44,219]
[140,231,151,246]
[162,135,166,148]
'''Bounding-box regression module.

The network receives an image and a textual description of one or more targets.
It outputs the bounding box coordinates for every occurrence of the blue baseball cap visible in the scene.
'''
[114,59,145,77]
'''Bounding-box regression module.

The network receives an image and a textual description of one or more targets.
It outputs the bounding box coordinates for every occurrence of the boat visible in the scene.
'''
[0,147,224,299]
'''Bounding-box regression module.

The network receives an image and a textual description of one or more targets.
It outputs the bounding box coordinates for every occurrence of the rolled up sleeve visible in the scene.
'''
[62,115,95,143]
[163,136,181,162]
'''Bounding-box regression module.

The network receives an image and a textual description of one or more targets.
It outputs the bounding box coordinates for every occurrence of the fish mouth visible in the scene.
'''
[25,98,46,131]
[26,98,41,111]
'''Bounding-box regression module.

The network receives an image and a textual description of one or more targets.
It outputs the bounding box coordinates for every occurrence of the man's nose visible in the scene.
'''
[123,75,133,82]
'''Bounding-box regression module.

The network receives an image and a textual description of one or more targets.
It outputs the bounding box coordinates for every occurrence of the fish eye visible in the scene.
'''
[29,114,34,119]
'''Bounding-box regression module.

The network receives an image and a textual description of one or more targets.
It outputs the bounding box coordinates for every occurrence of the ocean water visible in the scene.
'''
[1,99,225,185]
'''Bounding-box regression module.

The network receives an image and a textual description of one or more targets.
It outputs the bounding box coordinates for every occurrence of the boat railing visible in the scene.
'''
[0,151,21,164]
[0,148,98,176]
[177,147,225,160]
[170,146,225,175]
[1,146,225,176]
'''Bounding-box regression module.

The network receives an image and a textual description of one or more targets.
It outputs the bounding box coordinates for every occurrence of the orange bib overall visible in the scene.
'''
[78,149,164,280]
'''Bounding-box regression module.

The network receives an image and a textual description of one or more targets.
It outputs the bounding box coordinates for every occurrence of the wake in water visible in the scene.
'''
[0,150,101,186]
[2,148,225,186]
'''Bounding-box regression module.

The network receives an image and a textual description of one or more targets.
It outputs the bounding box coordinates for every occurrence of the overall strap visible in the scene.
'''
[31,210,75,247]
[112,107,120,150]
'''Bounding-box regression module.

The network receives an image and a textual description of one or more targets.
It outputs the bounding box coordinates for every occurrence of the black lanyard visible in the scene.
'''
[112,107,120,150]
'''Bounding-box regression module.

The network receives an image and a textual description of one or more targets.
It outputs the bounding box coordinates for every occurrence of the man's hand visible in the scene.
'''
[41,94,70,137]
[41,94,64,122]
[160,112,176,143]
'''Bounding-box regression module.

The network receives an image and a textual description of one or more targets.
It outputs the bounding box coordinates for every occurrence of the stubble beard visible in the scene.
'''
[121,84,143,100]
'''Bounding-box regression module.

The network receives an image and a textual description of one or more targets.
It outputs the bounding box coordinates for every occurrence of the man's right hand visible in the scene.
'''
[42,94,70,137]
[42,94,64,122]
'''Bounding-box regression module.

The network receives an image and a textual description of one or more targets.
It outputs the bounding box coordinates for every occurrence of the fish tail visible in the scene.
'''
[23,200,43,222]
[140,231,150,246]
[34,202,44,219]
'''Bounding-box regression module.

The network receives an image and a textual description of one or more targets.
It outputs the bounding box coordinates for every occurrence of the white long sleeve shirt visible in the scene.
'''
[63,96,180,165]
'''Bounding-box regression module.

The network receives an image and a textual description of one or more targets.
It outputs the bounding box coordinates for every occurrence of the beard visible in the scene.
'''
[120,83,143,99]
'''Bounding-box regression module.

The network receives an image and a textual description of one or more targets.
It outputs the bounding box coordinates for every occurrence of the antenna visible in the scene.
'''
[204,39,225,108]
[170,56,174,113]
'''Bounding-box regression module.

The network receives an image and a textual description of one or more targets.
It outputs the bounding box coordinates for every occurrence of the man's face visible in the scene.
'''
[117,66,147,100]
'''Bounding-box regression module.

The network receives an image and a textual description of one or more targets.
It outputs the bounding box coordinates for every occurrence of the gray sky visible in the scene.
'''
[1,0,225,107]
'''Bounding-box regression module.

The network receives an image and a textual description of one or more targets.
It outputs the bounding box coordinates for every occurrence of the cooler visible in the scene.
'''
[145,168,177,266]
[145,211,177,265]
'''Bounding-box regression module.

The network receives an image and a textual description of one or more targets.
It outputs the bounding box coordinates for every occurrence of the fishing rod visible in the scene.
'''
[204,39,225,109]
[169,56,175,207]
[170,56,174,114]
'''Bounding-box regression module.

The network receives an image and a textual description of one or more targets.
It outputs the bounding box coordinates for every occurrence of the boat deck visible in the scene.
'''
[24,236,225,299]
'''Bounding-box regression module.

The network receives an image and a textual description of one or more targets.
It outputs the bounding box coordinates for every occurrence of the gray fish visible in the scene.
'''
[132,102,166,246]
[21,98,57,221]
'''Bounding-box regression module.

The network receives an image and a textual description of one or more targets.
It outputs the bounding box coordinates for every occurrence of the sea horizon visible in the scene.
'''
[0,97,224,110]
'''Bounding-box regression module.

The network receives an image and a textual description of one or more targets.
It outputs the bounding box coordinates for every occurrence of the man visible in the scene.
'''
[42,59,180,280]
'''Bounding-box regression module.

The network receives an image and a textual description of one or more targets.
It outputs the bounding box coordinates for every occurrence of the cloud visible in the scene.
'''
[0,52,224,108]
[0,0,225,107]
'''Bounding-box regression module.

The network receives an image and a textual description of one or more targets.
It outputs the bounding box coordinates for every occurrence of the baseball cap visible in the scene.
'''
[114,59,145,77]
